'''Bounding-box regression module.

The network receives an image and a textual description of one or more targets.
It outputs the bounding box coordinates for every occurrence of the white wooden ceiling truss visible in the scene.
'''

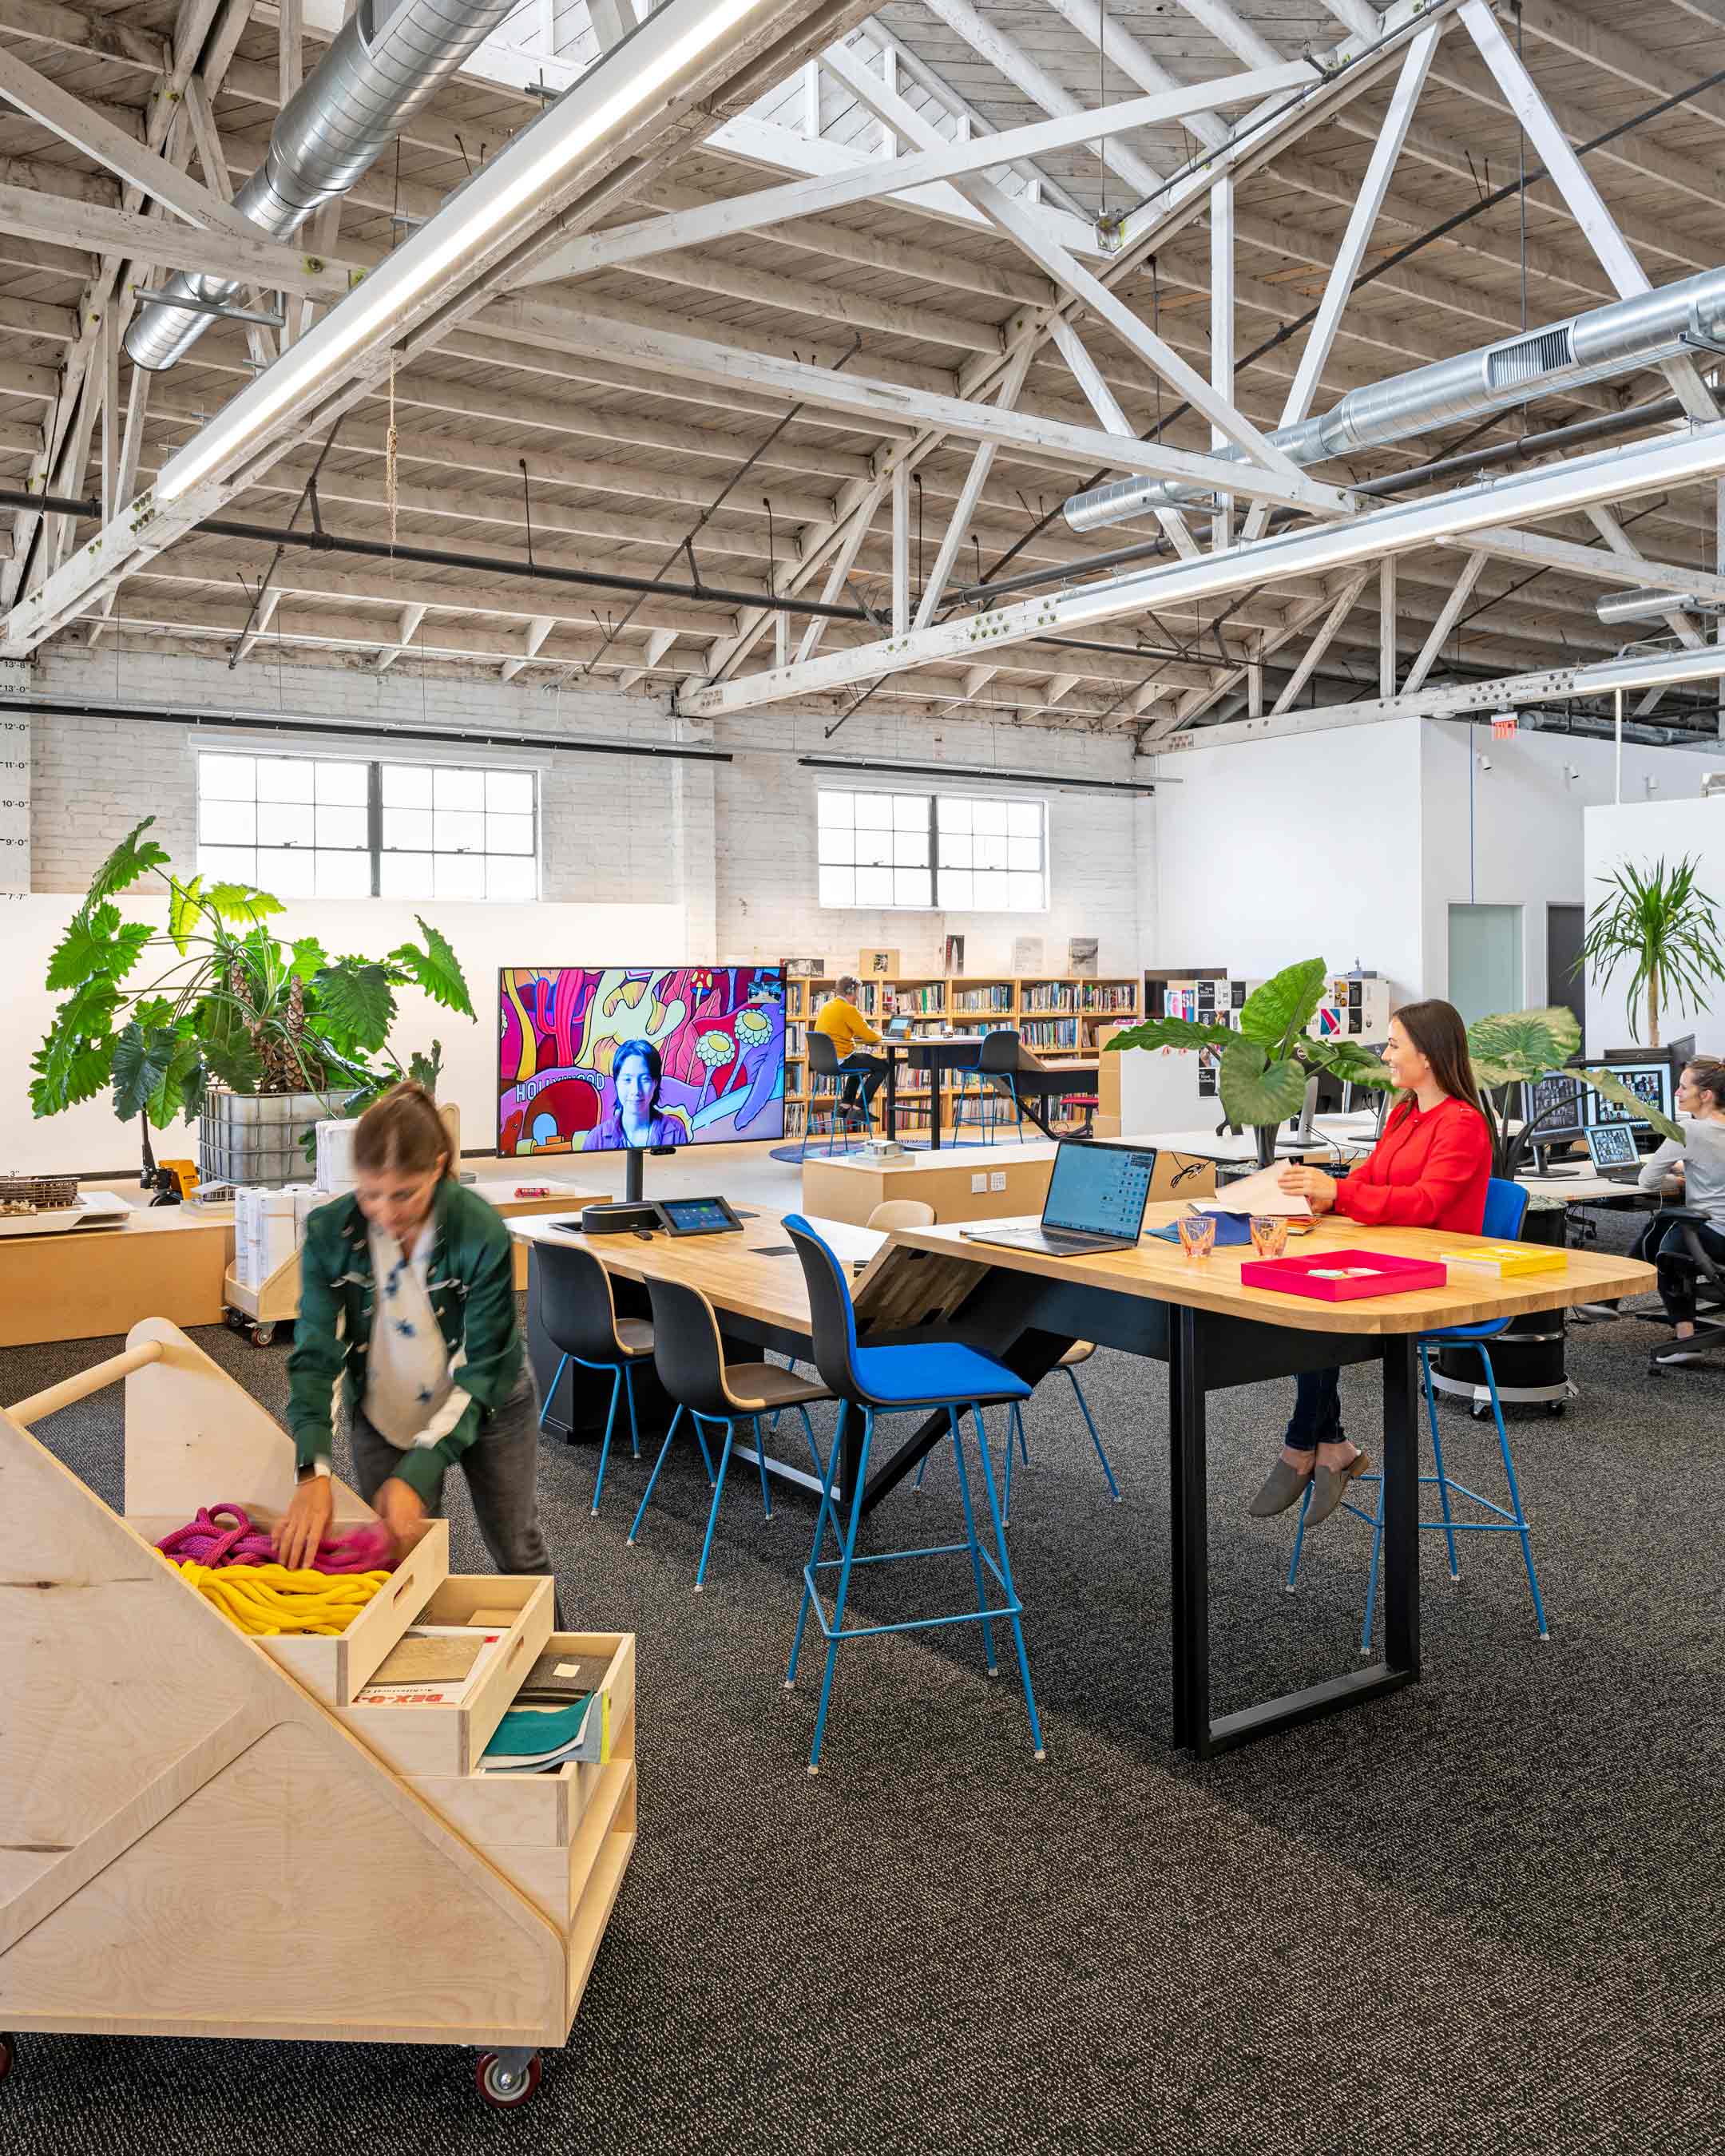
[0,0,1722,739]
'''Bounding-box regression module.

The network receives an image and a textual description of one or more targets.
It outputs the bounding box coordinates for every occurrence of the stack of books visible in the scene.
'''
[480,1650,613,1774]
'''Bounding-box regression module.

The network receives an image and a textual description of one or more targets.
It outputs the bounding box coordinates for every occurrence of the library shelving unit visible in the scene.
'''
[782,971,1140,1141]
[0,1319,636,2107]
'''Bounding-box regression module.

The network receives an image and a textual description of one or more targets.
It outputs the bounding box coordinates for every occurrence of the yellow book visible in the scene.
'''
[1438,1245,1565,1278]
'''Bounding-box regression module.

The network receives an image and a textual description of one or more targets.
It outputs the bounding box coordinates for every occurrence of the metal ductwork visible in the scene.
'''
[125,0,524,371]
[1596,585,1725,627]
[1064,264,1725,533]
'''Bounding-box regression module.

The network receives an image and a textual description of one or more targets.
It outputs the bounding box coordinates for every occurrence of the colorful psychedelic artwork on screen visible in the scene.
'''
[498,965,787,1155]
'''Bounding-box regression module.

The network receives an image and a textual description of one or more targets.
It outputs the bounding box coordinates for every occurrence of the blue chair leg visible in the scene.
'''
[1479,1346,1549,1640]
[788,1401,847,1690]
[628,1403,684,1546]
[1284,1478,1314,1593]
[968,1405,1045,1758]
[795,1403,823,1478]
[622,1360,641,1459]
[1361,1472,1386,1659]
[590,1364,623,1516]
[690,1417,717,1487]
[913,1435,933,1492]
[1065,1366,1121,1501]
[1420,1343,1462,1580]
[694,1414,736,1592]
[946,1405,997,1674]
[752,1412,773,1521]
[808,1406,877,1774]
[537,1353,569,1432]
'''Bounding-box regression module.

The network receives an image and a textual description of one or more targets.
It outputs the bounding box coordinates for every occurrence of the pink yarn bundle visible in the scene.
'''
[155,1503,395,1575]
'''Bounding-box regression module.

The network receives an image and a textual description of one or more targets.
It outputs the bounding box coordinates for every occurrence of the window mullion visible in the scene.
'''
[367,760,383,897]
[927,792,939,910]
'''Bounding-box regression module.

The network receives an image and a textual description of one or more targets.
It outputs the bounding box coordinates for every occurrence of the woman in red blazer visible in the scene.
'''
[1248,999,1493,1527]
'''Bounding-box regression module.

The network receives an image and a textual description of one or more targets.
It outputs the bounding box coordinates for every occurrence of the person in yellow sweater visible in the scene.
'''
[815,976,886,1114]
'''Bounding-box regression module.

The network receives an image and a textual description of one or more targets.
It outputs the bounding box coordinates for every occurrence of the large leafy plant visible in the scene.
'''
[1578,852,1725,1048]
[1105,957,1394,1154]
[1467,1005,1682,1179]
[31,818,474,1141]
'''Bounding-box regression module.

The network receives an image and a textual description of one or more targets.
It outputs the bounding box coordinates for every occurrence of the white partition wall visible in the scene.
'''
[1584,797,1725,1058]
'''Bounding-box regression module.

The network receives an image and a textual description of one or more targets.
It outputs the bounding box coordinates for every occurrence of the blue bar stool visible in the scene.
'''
[782,1214,1044,1774]
[629,1274,832,1592]
[1286,1176,1549,1649]
[529,1239,654,1516]
[917,1342,1120,1518]
[802,1032,874,1159]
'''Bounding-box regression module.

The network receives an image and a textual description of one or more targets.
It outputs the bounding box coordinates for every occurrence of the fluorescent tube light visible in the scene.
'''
[154,0,772,505]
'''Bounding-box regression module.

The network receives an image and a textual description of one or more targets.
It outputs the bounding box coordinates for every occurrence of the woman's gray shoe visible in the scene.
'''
[1305,1448,1370,1527]
[1248,1458,1314,1517]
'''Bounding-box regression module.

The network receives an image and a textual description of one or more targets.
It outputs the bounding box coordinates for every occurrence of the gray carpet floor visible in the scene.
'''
[4,1209,1719,2154]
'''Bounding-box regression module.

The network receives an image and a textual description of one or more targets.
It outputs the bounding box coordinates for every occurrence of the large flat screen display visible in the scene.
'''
[498,965,786,1156]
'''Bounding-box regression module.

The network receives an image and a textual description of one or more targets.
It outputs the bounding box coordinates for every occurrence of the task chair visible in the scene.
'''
[530,1240,655,1516]
[1645,1209,1725,1370]
[803,1031,874,1159]
[1287,1177,1549,1647]
[950,1029,1028,1146]
[629,1275,832,1592]
[782,1214,1043,1773]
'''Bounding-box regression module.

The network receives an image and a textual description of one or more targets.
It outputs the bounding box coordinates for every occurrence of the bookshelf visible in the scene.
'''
[780,971,1140,1139]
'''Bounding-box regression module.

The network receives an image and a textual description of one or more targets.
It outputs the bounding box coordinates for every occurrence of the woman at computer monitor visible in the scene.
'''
[1644,1056,1725,1365]
[1251,1001,1492,1528]
[585,1038,687,1151]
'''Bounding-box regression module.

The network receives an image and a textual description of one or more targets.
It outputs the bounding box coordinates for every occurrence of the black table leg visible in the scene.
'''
[1168,1307,1209,1752]
[926,1051,941,1149]
[1380,1334,1422,1682]
[883,1043,898,1143]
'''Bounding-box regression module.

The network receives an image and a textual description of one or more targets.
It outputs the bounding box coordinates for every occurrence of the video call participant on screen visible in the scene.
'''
[585,1037,687,1151]
[815,976,886,1114]
[1642,1056,1725,1365]
[1250,1000,1492,1529]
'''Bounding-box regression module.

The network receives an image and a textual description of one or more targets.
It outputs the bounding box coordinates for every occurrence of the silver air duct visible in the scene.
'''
[125,0,523,372]
[1596,585,1725,627]
[1064,264,1725,533]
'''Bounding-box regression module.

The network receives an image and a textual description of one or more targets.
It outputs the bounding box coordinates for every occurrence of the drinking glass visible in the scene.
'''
[1250,1215,1290,1258]
[1176,1213,1216,1260]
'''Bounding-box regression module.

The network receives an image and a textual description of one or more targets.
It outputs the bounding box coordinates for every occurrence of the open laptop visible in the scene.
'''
[882,1015,914,1039]
[960,1141,1157,1256]
[1585,1123,1651,1184]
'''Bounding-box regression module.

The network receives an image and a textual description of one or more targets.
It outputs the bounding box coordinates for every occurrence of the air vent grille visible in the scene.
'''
[1486,327,1575,390]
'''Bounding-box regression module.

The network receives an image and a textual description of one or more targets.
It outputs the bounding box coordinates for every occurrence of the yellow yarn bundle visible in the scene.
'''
[167,1557,390,1636]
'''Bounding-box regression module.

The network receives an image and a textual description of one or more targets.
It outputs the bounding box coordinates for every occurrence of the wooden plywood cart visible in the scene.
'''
[0,1318,636,2109]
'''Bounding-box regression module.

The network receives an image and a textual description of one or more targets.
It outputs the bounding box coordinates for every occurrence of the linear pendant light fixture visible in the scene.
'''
[153,0,776,507]
[799,755,1161,797]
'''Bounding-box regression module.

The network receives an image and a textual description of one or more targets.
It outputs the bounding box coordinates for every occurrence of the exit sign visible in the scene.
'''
[1490,711,1518,740]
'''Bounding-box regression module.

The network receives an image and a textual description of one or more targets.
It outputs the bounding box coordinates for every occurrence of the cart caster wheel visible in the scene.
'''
[1547,1401,1567,1417]
[252,1322,276,1349]
[224,1308,244,1332]
[475,2051,541,2108]
[0,2032,15,2082]
[1470,1402,1487,1419]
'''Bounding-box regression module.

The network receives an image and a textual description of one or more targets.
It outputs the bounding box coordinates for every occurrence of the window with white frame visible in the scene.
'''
[197,751,539,902]
[816,788,1046,912]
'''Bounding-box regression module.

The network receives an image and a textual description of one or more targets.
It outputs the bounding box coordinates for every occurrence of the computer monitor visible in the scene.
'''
[1522,1070,1588,1148]
[498,965,787,1199]
[1585,1059,1673,1129]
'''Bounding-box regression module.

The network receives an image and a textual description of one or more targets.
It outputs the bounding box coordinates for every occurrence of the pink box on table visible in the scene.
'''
[1238,1249,1447,1302]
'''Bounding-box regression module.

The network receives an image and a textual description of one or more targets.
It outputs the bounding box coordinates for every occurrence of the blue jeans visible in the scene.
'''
[835,1052,885,1111]
[1284,1367,1343,1453]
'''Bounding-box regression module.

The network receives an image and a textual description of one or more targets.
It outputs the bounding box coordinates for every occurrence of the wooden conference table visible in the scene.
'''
[514,1205,1650,1759]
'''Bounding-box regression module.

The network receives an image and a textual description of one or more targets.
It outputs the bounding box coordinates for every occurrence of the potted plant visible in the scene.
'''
[1579,852,1725,1048]
[30,817,474,1186]
[1105,957,1394,1164]
[1466,1006,1682,1177]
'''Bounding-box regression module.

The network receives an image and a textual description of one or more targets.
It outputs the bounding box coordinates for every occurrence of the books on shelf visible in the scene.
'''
[1021,1017,1080,1051]
[951,983,1013,1014]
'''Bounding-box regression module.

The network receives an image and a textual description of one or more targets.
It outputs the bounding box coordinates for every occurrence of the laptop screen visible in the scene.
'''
[1043,1143,1157,1239]
[1586,1123,1639,1170]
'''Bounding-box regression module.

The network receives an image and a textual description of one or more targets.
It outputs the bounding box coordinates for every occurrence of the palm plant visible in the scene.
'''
[1107,957,1394,1163]
[30,818,474,1150]
[1467,1006,1681,1179]
[1579,853,1725,1048]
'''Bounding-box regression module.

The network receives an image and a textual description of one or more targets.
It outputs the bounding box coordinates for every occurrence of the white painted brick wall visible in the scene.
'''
[24,647,1148,979]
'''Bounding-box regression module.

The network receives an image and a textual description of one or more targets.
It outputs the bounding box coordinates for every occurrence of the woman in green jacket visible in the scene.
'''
[275,1083,552,1582]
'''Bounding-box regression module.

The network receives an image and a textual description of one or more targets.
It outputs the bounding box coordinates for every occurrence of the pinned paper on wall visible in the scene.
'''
[1012,934,1043,974]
